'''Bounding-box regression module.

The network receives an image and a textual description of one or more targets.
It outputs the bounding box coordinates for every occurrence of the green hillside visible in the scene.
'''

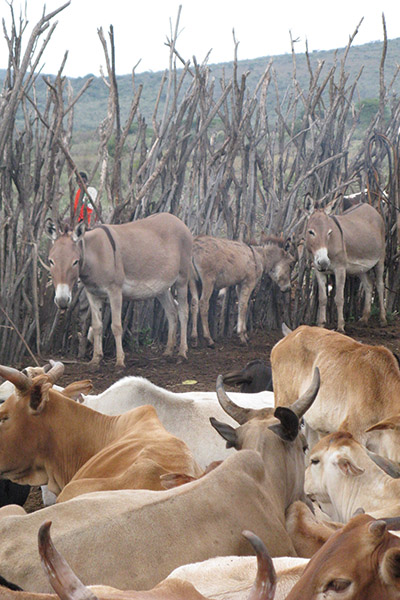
[2,37,400,132]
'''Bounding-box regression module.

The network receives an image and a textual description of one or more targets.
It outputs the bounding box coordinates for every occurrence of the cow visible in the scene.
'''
[78,374,275,469]
[189,234,293,347]
[271,324,400,459]
[222,359,273,392]
[305,202,386,332]
[45,213,193,367]
[305,431,400,522]
[35,519,307,600]
[0,361,202,503]
[33,522,276,600]
[283,513,400,599]
[0,372,319,592]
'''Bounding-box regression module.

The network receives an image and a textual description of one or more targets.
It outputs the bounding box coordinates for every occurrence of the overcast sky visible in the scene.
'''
[2,0,400,77]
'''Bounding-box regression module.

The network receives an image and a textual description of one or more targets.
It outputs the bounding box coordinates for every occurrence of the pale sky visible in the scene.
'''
[2,0,400,77]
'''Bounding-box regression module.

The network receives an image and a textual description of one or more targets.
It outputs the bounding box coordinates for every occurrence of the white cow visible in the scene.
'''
[79,375,274,469]
[305,430,400,522]
[168,555,308,600]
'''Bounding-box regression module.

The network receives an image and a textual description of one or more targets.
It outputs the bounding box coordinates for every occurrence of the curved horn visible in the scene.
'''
[289,367,320,419]
[38,521,98,600]
[369,519,387,540]
[380,517,400,531]
[367,450,400,479]
[242,530,276,600]
[46,360,65,384]
[216,374,254,425]
[0,366,31,393]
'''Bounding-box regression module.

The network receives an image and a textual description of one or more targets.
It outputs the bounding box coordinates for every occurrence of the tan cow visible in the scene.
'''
[0,373,319,592]
[284,514,400,599]
[189,234,292,347]
[16,521,272,600]
[45,213,193,367]
[305,431,400,522]
[0,362,201,502]
[271,324,400,458]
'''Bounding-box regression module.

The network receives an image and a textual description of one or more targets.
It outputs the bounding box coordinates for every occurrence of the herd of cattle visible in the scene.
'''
[0,199,398,598]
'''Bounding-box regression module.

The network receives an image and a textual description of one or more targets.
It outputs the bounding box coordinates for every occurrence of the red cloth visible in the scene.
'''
[74,189,93,225]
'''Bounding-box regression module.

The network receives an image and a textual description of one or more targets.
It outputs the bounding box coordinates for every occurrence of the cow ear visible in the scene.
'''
[44,218,58,241]
[72,222,86,242]
[209,417,240,449]
[269,406,299,441]
[29,379,51,414]
[381,548,400,587]
[62,380,93,401]
[366,416,400,432]
[335,456,364,477]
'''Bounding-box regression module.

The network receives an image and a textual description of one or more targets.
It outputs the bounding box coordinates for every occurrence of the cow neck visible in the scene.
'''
[44,396,115,490]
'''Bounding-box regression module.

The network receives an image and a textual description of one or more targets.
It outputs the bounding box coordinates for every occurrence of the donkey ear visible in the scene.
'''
[304,193,315,214]
[44,218,58,241]
[72,222,86,242]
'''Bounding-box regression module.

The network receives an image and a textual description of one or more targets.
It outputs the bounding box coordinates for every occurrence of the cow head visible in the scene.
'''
[211,368,319,507]
[285,514,400,599]
[45,219,86,310]
[0,362,64,486]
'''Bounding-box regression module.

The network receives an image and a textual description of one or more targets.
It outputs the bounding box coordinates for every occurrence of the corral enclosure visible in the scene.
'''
[1,3,400,367]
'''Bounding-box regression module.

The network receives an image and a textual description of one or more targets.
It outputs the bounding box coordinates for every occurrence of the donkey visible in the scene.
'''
[189,235,293,347]
[45,213,193,367]
[305,202,386,332]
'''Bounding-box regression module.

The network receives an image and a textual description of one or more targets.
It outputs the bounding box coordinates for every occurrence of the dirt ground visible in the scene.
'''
[58,316,400,393]
[23,315,400,513]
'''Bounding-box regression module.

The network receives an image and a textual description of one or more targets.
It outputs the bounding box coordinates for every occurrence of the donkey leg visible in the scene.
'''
[199,281,215,347]
[175,280,189,360]
[375,259,387,326]
[157,289,178,357]
[188,276,199,347]
[334,267,346,332]
[236,283,254,344]
[315,271,328,328]
[108,288,125,368]
[86,292,104,367]
[358,272,373,325]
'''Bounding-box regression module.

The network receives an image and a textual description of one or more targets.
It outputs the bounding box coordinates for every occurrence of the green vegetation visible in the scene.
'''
[1,37,399,134]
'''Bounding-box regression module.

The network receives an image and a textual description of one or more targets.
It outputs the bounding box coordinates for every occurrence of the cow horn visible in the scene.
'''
[369,519,387,540]
[242,530,277,600]
[288,367,320,419]
[367,450,400,479]
[216,375,255,425]
[38,521,98,600]
[380,517,400,531]
[46,360,65,384]
[0,366,31,392]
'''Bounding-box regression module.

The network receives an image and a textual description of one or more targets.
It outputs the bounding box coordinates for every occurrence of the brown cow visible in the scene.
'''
[189,235,292,347]
[271,324,400,459]
[0,362,201,502]
[0,373,319,592]
[45,213,193,367]
[284,514,400,599]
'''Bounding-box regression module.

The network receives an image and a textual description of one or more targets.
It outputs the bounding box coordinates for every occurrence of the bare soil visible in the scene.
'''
[59,316,400,393]
[23,315,400,513]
